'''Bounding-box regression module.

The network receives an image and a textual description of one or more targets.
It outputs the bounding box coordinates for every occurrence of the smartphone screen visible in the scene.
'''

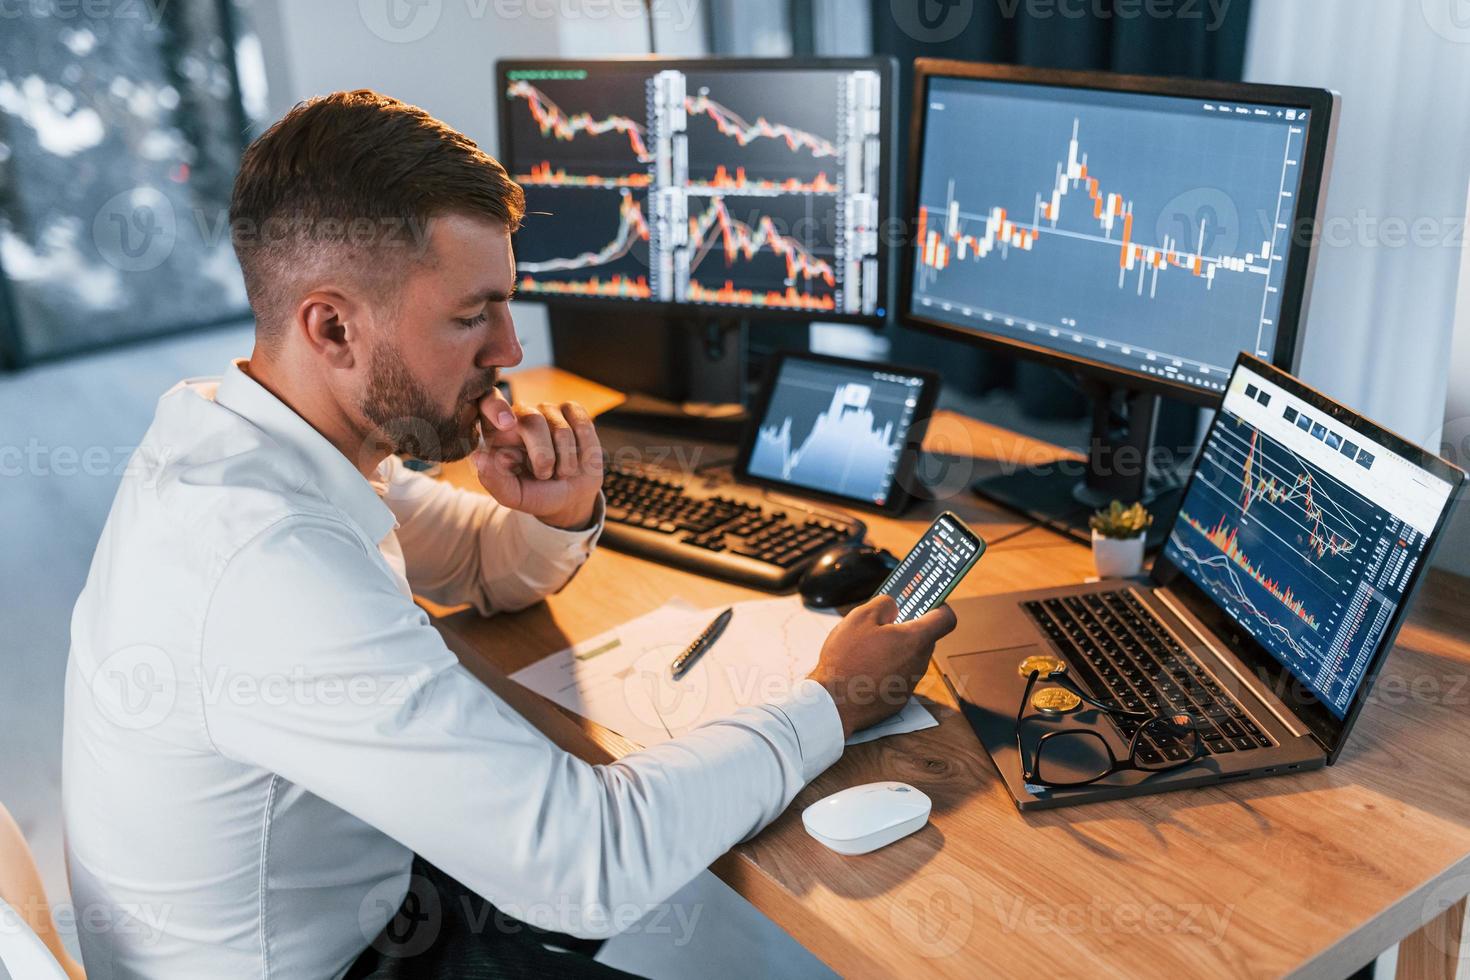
[874,512,986,622]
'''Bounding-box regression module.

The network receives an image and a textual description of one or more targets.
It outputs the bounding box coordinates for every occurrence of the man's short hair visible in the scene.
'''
[229,90,525,347]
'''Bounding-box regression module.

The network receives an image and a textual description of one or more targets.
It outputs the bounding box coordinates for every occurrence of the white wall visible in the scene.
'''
[1245,0,1470,579]
[1435,185,1470,578]
[1244,1,1470,446]
[239,0,707,369]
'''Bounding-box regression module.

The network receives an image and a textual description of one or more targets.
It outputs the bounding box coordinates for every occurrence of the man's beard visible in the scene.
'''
[361,343,496,463]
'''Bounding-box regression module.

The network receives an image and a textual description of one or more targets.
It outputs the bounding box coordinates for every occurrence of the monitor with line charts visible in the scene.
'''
[495,58,895,323]
[1161,357,1461,721]
[902,61,1338,401]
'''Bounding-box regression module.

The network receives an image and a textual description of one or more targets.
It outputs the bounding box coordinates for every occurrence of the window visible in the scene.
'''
[0,0,260,367]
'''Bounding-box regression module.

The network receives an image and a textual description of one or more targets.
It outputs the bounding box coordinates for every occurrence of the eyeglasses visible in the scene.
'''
[1014,667,1206,789]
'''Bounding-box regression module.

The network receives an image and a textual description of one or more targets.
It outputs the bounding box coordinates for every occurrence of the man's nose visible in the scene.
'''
[478,319,523,369]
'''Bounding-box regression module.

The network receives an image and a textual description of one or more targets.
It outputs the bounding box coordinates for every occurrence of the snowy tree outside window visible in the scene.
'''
[0,0,259,367]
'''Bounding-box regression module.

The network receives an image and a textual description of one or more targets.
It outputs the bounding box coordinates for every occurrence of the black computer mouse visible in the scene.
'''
[798,544,899,609]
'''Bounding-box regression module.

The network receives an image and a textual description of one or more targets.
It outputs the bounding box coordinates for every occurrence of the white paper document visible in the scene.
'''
[509,597,937,749]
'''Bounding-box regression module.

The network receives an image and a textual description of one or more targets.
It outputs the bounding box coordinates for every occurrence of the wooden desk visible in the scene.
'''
[433,367,1470,979]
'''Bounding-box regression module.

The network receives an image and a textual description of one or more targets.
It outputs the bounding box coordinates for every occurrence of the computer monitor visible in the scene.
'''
[496,57,896,323]
[1156,354,1462,754]
[900,60,1338,544]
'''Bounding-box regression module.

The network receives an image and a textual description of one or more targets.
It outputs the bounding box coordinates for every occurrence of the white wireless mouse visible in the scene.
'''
[802,781,932,855]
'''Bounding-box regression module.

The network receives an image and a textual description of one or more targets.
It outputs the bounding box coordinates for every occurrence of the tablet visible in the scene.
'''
[735,352,939,514]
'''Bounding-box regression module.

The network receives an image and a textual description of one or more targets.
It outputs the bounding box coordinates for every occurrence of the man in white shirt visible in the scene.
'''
[62,90,956,979]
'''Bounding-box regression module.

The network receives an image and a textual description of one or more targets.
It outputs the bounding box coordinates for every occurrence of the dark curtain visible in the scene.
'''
[876,0,1254,445]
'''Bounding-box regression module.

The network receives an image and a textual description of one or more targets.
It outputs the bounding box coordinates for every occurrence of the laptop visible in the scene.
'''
[935,353,1465,810]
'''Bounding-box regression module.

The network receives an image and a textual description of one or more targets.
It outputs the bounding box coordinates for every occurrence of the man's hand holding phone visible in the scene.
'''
[808,595,957,739]
[807,513,983,738]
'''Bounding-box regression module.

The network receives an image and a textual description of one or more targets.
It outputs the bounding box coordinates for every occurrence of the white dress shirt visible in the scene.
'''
[62,361,843,980]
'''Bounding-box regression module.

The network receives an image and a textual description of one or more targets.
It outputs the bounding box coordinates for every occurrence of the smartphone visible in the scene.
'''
[874,511,986,623]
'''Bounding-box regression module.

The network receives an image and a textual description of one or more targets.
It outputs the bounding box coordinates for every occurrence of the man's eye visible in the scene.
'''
[458,313,489,329]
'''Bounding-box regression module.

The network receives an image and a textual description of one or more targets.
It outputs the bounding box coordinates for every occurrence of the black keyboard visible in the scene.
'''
[1022,590,1275,762]
[600,463,860,590]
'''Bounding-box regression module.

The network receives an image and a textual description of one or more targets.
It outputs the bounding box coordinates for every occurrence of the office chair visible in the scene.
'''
[0,802,84,979]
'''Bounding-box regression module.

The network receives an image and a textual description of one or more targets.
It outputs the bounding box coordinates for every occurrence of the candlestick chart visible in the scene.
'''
[909,78,1309,388]
[1165,413,1428,718]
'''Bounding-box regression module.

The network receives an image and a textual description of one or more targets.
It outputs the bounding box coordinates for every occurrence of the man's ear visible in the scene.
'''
[296,288,361,369]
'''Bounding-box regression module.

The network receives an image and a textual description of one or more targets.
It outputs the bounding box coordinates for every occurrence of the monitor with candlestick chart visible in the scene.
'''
[497,59,893,322]
[904,65,1336,398]
[899,61,1337,547]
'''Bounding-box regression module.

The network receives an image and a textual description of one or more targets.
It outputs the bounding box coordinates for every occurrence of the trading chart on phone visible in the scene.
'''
[878,514,983,623]
[910,77,1313,391]
[1164,366,1454,717]
[503,65,884,316]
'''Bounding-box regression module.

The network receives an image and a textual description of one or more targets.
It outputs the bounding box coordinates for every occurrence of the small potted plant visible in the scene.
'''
[1089,500,1152,578]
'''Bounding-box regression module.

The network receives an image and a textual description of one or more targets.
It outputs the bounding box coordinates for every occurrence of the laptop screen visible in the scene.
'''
[1163,361,1457,720]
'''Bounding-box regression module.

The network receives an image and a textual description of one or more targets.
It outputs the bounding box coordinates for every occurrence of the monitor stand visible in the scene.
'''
[547,308,751,441]
[971,379,1186,551]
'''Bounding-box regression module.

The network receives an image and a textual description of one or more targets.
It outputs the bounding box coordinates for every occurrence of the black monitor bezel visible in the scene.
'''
[1150,352,1466,760]
[733,349,940,515]
[898,59,1338,406]
[495,56,899,326]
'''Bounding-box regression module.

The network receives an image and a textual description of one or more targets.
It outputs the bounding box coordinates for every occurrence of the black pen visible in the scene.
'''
[670,608,733,680]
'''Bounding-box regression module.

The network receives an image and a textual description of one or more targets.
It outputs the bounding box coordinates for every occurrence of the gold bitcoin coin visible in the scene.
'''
[1031,687,1082,715]
[1017,655,1066,678]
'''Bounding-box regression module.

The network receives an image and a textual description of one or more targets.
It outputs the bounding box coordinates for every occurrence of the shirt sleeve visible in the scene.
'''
[200,516,843,938]
[380,455,603,615]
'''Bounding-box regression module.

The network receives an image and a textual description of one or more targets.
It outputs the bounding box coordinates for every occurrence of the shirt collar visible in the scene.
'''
[214,359,397,542]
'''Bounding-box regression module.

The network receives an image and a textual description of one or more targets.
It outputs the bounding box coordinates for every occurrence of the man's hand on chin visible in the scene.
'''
[471,389,604,531]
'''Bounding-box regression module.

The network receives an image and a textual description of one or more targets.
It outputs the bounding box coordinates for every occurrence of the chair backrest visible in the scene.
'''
[0,803,83,979]
[0,897,72,980]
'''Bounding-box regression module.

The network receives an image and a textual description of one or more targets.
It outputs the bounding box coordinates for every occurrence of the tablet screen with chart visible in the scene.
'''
[875,512,985,622]
[738,354,935,510]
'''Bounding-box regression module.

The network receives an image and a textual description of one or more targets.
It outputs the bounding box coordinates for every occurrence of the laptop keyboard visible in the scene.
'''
[1023,590,1275,761]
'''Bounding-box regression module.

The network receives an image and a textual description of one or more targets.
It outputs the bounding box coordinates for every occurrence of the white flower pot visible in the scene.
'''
[1092,530,1146,579]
